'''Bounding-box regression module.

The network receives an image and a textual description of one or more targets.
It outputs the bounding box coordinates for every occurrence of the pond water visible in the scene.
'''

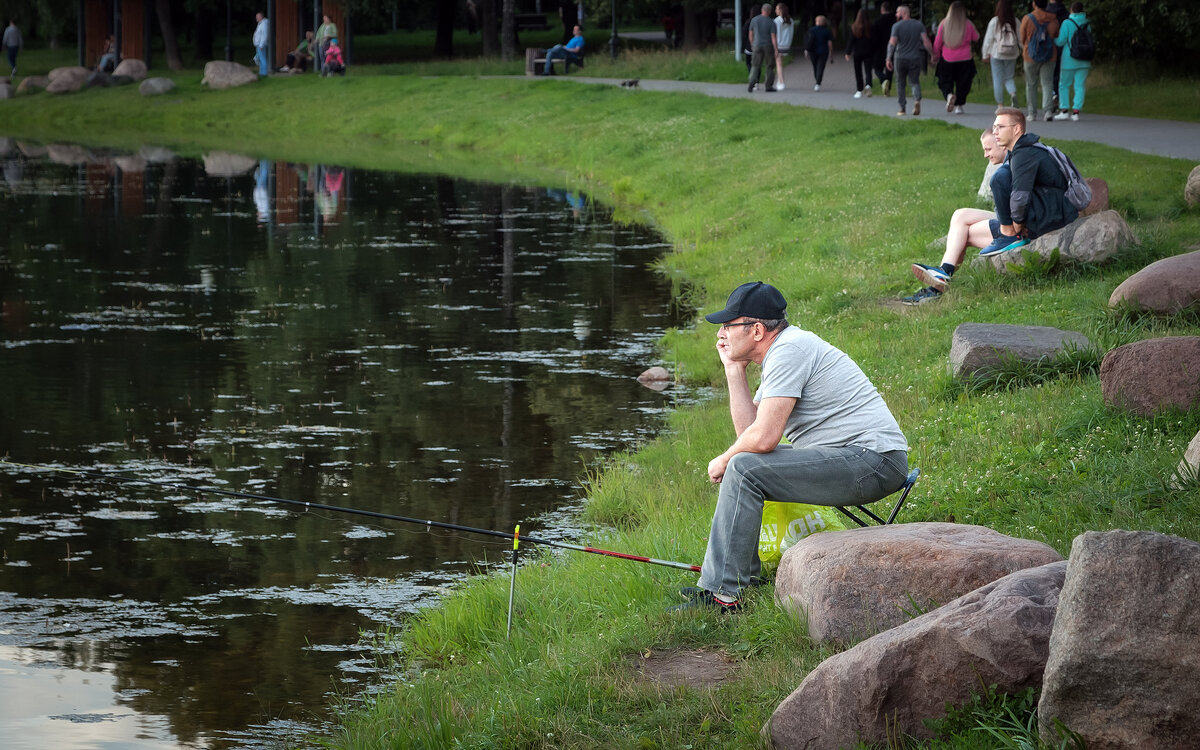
[0,142,693,749]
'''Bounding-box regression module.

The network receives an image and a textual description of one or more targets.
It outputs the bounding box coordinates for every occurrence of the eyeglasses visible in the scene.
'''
[992,122,1017,130]
[720,321,758,331]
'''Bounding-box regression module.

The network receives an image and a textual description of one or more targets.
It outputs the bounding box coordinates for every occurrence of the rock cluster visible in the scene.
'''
[767,528,1200,750]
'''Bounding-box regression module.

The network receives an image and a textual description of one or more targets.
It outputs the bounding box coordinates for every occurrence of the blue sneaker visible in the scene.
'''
[900,286,943,306]
[912,262,950,291]
[979,234,1029,256]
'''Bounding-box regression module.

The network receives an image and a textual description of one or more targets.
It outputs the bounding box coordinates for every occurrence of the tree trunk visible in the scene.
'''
[434,0,456,57]
[501,0,516,60]
[156,0,184,69]
[682,3,703,50]
[480,0,500,56]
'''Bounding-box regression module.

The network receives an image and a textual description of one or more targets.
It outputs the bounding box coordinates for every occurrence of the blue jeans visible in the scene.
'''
[697,444,908,599]
[255,45,269,76]
[989,57,1017,105]
[544,45,580,74]
[895,57,922,111]
[989,164,1013,226]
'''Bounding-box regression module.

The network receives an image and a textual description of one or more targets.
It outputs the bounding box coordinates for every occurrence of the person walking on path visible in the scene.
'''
[674,281,908,612]
[1054,2,1092,121]
[886,5,936,116]
[805,14,834,91]
[1045,0,1069,109]
[252,11,270,77]
[871,2,896,96]
[748,4,778,92]
[2,19,21,76]
[982,0,1021,109]
[845,8,874,98]
[1020,0,1061,122]
[934,1,979,114]
[773,3,794,91]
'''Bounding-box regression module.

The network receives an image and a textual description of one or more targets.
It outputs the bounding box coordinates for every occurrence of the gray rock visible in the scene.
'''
[1039,531,1200,749]
[139,77,176,96]
[1173,429,1200,487]
[974,210,1137,273]
[110,75,135,86]
[47,66,90,83]
[86,71,113,88]
[113,154,147,173]
[17,142,47,158]
[1100,337,1200,416]
[112,58,148,81]
[0,82,11,100]
[138,145,176,163]
[949,323,1092,380]
[775,522,1064,644]
[202,151,257,177]
[769,562,1068,750]
[1109,249,1200,315]
[15,75,48,94]
[1187,165,1200,208]
[201,61,258,90]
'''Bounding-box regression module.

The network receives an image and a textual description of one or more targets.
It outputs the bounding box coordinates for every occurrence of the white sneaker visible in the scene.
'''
[864,85,872,97]
[1044,110,1055,122]
[853,91,862,98]
[776,82,785,91]
[814,84,821,91]
[1070,112,1080,121]
[946,93,955,112]
[1053,111,1072,121]
[954,106,963,114]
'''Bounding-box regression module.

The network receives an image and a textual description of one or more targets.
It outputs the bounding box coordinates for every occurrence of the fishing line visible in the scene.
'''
[0,459,701,573]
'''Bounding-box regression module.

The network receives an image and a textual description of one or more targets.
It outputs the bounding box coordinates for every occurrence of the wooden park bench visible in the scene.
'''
[524,47,585,76]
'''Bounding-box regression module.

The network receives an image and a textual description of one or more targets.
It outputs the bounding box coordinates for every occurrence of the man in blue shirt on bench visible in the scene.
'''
[545,25,584,75]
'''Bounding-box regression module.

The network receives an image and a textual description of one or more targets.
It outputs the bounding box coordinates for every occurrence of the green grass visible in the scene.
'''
[1,68,1198,748]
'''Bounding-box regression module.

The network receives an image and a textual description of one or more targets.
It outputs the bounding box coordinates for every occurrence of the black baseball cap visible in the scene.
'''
[704,281,787,324]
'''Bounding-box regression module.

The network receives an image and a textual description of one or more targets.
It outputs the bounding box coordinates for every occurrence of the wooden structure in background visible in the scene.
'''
[80,0,151,69]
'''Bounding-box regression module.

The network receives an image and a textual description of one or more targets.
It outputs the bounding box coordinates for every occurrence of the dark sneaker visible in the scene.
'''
[900,286,943,306]
[669,589,742,613]
[979,234,1029,256]
[913,100,921,116]
[912,262,950,291]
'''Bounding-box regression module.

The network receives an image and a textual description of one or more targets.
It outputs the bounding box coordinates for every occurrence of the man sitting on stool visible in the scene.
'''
[544,25,584,75]
[675,281,909,613]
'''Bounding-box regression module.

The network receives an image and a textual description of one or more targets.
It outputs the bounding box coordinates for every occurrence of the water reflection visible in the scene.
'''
[0,141,696,749]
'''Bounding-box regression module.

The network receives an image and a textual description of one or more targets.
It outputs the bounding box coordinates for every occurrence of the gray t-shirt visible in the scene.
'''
[890,18,927,61]
[754,326,908,453]
[750,14,777,51]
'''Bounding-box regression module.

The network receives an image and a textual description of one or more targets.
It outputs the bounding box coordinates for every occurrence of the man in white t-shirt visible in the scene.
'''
[676,282,909,612]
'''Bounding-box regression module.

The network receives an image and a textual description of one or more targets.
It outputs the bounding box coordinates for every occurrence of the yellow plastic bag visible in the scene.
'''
[758,500,848,564]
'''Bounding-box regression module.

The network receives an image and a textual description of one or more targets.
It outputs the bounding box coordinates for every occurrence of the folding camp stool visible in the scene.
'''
[832,468,920,527]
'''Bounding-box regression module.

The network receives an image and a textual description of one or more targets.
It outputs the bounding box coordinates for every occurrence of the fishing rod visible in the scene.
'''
[0,459,701,573]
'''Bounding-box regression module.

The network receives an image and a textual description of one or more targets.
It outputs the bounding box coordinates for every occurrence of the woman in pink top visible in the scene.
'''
[934,1,979,114]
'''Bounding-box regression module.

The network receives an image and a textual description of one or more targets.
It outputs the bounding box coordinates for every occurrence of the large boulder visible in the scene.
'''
[769,562,1067,750]
[16,75,48,94]
[1109,249,1200,315]
[46,66,90,93]
[202,151,257,177]
[1100,337,1200,416]
[112,58,148,80]
[201,61,257,90]
[974,210,1137,273]
[1039,531,1200,749]
[949,323,1092,380]
[1186,165,1200,208]
[139,77,176,96]
[775,522,1064,644]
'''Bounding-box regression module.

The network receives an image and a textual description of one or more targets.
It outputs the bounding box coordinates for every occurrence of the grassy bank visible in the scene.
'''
[2,71,1198,748]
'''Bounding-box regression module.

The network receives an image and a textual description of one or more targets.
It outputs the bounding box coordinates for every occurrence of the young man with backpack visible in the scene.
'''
[1019,0,1061,122]
[1053,2,1094,121]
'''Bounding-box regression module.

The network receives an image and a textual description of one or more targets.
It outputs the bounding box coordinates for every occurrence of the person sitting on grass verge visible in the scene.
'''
[903,130,1007,305]
[674,281,909,613]
[544,24,584,75]
[322,37,345,76]
[905,108,1078,304]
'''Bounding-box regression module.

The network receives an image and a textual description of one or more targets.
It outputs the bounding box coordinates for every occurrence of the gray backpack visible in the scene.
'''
[1036,143,1092,210]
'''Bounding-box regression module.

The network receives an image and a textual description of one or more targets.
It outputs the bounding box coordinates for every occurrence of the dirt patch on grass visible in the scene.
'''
[632,648,735,689]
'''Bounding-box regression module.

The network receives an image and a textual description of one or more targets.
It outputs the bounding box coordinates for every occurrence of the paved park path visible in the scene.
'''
[544,50,1200,162]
